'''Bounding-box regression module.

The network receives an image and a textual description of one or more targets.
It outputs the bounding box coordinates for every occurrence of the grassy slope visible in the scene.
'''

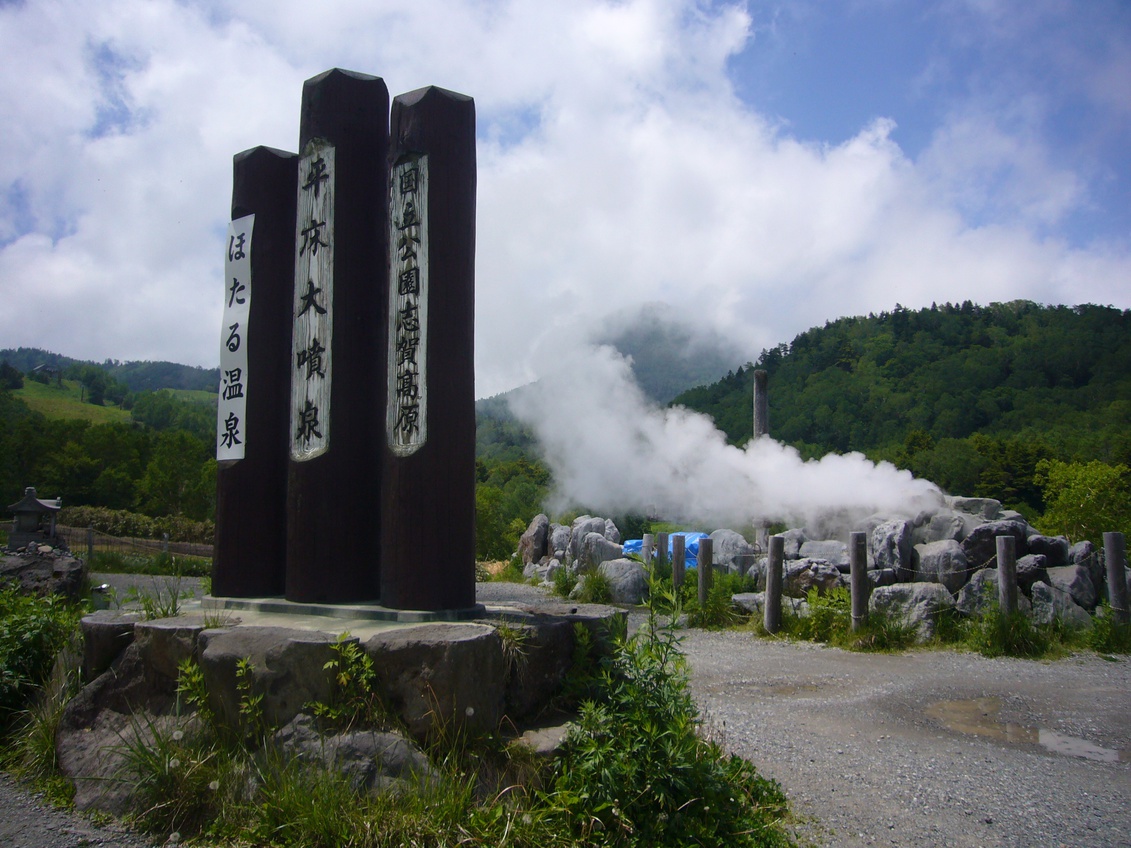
[14,380,132,424]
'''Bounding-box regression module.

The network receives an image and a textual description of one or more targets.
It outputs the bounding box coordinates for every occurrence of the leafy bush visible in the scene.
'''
[546,598,793,846]
[0,590,83,729]
[1085,604,1131,654]
[60,505,215,544]
[686,571,754,629]
[574,569,613,604]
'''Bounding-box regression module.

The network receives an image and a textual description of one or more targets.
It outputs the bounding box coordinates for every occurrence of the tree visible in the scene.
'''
[1036,459,1131,545]
[0,361,23,390]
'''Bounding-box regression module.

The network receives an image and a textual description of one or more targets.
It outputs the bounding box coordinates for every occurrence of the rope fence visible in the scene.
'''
[56,524,214,563]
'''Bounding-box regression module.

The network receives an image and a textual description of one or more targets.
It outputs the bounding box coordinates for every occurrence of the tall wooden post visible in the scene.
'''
[672,534,686,591]
[698,537,714,607]
[655,531,669,572]
[379,87,477,611]
[997,535,1018,616]
[849,530,868,631]
[764,535,783,634]
[213,147,297,598]
[642,533,655,567]
[285,69,389,603]
[1104,532,1130,625]
[753,369,769,439]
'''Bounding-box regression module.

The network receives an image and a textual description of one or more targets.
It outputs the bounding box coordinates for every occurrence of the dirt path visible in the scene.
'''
[685,629,1131,847]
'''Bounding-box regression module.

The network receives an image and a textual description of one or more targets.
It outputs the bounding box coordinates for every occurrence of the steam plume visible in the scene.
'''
[509,343,943,534]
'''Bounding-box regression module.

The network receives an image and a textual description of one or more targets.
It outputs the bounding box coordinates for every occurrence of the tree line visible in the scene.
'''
[673,300,1131,540]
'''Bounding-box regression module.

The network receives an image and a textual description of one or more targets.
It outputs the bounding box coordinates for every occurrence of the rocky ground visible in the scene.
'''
[2,577,1129,847]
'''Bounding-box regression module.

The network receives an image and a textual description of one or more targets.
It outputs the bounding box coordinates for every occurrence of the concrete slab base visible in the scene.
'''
[202,594,486,624]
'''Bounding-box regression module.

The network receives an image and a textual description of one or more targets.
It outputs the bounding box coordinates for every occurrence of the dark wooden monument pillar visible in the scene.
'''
[380,87,477,610]
[285,69,389,603]
[213,147,297,597]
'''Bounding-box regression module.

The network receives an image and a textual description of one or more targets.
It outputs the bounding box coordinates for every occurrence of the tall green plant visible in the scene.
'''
[546,587,793,846]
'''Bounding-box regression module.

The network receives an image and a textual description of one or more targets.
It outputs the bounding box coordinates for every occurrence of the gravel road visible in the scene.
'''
[3,580,1129,846]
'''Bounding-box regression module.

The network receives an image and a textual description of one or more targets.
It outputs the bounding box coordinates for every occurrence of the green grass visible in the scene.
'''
[166,388,217,405]
[14,379,132,423]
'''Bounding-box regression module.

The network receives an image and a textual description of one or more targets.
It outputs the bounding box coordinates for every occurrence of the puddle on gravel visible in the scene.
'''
[770,684,822,696]
[926,697,1129,763]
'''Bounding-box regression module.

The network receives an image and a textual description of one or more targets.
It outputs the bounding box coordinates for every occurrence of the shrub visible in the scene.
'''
[546,598,793,846]
[0,590,83,729]
[1086,604,1131,654]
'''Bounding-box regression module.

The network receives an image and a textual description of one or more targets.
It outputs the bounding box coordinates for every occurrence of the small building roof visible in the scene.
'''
[7,486,61,514]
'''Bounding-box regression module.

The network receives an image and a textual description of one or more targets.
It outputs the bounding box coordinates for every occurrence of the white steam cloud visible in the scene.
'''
[509,343,944,534]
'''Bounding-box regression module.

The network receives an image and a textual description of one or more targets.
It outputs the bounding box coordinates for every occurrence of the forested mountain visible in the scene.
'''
[590,302,737,403]
[0,347,219,393]
[673,301,1131,517]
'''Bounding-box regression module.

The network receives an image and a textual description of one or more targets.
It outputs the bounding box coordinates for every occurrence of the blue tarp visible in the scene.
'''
[622,531,709,569]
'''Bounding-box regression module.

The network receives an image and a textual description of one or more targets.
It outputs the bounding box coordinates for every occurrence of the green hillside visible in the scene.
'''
[14,379,132,425]
[673,300,1131,517]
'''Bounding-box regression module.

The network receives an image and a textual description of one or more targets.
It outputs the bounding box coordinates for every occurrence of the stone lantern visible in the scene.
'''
[6,486,64,551]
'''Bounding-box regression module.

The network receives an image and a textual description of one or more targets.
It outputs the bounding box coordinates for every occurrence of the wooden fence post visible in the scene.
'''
[764,535,783,634]
[655,532,669,572]
[850,530,868,631]
[1104,531,1130,625]
[997,535,1018,616]
[672,534,686,592]
[642,533,655,567]
[698,537,714,607]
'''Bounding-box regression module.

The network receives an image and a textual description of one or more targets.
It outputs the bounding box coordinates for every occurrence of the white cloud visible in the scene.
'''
[0,0,1127,398]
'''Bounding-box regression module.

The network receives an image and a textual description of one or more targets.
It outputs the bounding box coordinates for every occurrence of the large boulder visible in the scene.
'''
[548,523,572,560]
[1026,535,1069,569]
[784,559,846,598]
[948,496,1003,521]
[711,529,758,575]
[80,610,140,682]
[273,713,437,794]
[199,626,338,730]
[1046,564,1099,611]
[364,623,505,740]
[776,528,807,560]
[569,516,607,563]
[0,552,85,600]
[523,557,563,584]
[868,583,955,643]
[799,539,850,572]
[959,519,1030,571]
[913,540,970,594]
[1069,541,1105,598]
[577,532,623,572]
[1029,581,1092,630]
[603,518,621,544]
[915,510,975,545]
[872,520,913,581]
[518,514,550,565]
[597,558,648,604]
[57,642,183,814]
[955,569,1033,617]
[1015,554,1051,597]
[498,616,576,719]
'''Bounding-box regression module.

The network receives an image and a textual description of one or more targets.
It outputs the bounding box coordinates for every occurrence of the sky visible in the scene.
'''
[1,0,1129,400]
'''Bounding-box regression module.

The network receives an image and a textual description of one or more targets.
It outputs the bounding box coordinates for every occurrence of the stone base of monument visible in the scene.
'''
[60,600,624,814]
[201,594,486,622]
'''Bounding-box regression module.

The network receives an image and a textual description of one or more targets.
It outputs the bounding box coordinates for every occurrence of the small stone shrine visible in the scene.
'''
[6,486,65,552]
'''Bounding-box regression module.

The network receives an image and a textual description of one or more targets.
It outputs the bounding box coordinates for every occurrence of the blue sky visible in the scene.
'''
[1,0,1128,397]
